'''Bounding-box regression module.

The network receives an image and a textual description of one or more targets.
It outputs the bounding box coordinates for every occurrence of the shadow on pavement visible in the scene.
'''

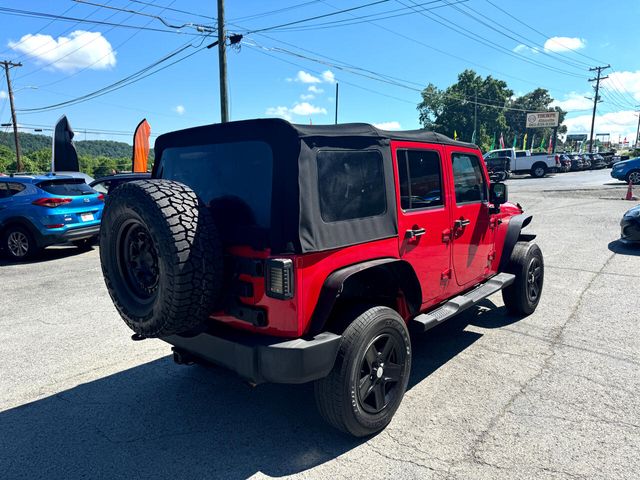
[0,245,93,267]
[608,240,640,256]
[0,314,486,479]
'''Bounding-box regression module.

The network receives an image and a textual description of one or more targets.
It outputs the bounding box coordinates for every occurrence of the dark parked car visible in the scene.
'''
[580,154,592,169]
[556,154,571,172]
[620,204,640,244]
[585,153,607,169]
[89,173,151,195]
[569,154,584,171]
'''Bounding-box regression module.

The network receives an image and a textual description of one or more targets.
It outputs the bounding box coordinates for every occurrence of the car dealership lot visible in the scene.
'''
[1,171,638,480]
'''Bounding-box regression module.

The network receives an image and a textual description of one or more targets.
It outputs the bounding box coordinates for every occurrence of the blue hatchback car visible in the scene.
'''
[610,157,640,184]
[0,174,104,260]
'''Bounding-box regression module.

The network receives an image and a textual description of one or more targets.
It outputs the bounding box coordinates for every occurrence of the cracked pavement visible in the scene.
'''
[0,169,638,479]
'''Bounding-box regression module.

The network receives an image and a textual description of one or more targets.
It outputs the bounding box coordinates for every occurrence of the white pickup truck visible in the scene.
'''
[483,148,559,178]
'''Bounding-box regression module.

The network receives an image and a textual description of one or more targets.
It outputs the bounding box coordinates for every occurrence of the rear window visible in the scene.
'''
[159,141,273,229]
[37,179,95,196]
[317,150,386,223]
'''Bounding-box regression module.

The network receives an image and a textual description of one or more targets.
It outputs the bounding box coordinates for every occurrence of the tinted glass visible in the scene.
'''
[0,182,9,199]
[160,141,273,229]
[37,179,95,196]
[397,149,443,210]
[317,150,386,223]
[91,181,109,194]
[515,151,527,157]
[452,153,487,203]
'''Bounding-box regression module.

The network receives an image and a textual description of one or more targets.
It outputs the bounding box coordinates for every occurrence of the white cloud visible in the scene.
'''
[513,44,539,54]
[563,110,638,142]
[543,36,586,52]
[321,70,335,83]
[0,90,7,99]
[601,70,640,103]
[174,105,185,115]
[300,93,314,100]
[266,102,327,121]
[308,85,324,94]
[295,70,321,84]
[551,92,593,112]
[373,121,401,130]
[265,106,293,121]
[290,102,327,116]
[8,30,116,71]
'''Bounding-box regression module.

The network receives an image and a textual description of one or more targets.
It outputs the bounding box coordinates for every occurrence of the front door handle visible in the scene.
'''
[405,227,426,239]
[454,218,471,228]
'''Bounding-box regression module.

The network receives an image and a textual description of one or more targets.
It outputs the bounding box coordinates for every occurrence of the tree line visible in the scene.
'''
[417,69,567,152]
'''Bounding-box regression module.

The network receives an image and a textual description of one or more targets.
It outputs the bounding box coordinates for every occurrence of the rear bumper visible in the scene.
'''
[61,224,100,241]
[163,326,342,385]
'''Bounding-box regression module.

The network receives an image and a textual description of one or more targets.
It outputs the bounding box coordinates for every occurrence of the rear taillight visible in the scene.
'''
[45,224,65,229]
[98,194,105,201]
[265,258,294,299]
[32,197,72,208]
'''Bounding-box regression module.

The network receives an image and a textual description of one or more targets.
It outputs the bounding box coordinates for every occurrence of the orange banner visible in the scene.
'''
[132,119,151,173]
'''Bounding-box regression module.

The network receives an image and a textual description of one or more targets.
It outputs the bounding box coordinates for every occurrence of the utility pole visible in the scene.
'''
[635,105,640,148]
[473,89,477,143]
[1,60,23,171]
[588,64,610,153]
[335,82,339,124]
[217,0,229,123]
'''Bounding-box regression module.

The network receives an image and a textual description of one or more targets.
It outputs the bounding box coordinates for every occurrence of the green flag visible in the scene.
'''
[540,136,545,150]
[490,132,496,150]
[512,134,518,148]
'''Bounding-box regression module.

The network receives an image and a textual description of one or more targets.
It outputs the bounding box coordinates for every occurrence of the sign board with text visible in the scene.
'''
[526,111,559,128]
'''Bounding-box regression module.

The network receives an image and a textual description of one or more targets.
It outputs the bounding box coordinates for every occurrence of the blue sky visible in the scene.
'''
[1,0,639,144]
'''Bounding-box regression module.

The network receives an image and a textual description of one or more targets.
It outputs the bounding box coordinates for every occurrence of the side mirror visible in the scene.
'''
[490,182,508,205]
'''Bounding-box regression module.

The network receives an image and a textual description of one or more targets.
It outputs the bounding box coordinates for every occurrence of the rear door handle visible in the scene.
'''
[454,218,471,228]
[405,227,426,239]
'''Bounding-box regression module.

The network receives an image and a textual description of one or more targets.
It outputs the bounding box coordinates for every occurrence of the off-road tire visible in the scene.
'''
[314,306,411,437]
[100,179,223,337]
[530,163,547,178]
[2,225,37,261]
[502,241,544,316]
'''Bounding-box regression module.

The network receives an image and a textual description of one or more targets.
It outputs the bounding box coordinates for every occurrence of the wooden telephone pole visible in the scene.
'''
[217,0,229,123]
[588,65,610,153]
[1,60,23,171]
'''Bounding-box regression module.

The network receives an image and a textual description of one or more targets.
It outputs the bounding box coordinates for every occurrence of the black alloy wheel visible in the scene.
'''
[526,256,543,303]
[118,220,159,302]
[357,333,406,414]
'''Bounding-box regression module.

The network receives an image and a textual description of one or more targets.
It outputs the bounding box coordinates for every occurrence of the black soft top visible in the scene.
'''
[153,118,476,254]
[155,118,475,151]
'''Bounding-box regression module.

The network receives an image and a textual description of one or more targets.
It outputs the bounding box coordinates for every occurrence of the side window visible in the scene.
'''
[92,182,109,194]
[317,150,386,223]
[0,182,24,199]
[451,153,487,204]
[8,182,25,195]
[397,149,443,210]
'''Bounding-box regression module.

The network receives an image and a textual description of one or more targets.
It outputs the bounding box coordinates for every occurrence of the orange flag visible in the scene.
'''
[132,119,151,173]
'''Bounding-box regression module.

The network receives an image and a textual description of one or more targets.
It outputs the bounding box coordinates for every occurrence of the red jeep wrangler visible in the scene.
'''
[100,119,543,437]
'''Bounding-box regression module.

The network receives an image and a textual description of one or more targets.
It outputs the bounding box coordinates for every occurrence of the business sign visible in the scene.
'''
[526,111,559,128]
[566,134,588,142]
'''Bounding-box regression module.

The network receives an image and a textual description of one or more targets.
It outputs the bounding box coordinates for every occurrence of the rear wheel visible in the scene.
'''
[530,163,547,178]
[2,225,37,261]
[502,242,544,316]
[626,170,640,185]
[314,306,411,437]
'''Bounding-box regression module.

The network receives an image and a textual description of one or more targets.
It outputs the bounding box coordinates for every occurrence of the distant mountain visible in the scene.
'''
[0,131,154,159]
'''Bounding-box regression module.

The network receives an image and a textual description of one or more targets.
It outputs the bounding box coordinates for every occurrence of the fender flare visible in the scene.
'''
[307,258,422,337]
[498,213,535,272]
[0,216,43,247]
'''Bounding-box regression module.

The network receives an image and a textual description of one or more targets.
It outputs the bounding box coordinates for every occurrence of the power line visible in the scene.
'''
[17,38,211,114]
[129,0,216,21]
[0,6,206,36]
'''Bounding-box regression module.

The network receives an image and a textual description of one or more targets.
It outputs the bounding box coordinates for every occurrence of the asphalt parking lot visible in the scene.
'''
[1,169,638,480]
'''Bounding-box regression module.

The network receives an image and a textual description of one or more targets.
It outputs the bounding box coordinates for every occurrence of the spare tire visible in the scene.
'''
[100,179,223,337]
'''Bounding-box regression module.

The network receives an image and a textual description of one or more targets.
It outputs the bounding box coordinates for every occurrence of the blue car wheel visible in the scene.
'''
[3,225,37,260]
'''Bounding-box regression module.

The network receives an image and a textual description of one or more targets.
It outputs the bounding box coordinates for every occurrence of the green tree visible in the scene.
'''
[417,69,513,150]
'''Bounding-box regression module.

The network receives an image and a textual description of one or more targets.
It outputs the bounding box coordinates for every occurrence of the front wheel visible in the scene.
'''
[314,306,411,437]
[502,242,544,316]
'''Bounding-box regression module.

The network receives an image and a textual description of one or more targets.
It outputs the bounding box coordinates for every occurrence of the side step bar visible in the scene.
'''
[410,272,515,333]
